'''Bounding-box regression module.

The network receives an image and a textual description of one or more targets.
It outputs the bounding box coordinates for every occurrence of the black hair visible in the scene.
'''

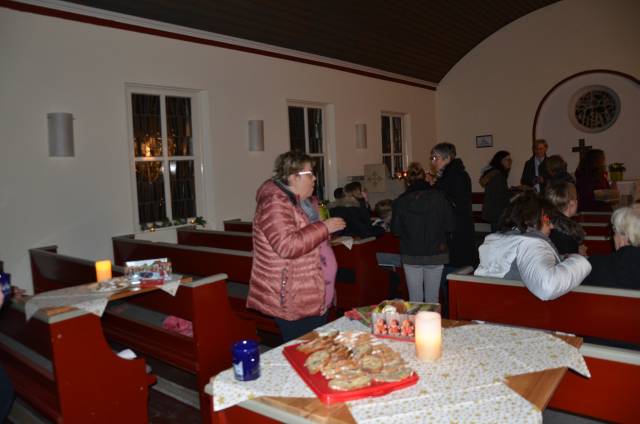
[498,191,553,233]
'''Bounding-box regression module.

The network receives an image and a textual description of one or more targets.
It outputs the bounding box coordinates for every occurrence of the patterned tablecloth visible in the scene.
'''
[25,277,181,320]
[210,318,589,423]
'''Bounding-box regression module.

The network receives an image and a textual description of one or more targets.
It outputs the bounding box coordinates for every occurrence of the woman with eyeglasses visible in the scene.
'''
[474,191,591,300]
[247,151,346,342]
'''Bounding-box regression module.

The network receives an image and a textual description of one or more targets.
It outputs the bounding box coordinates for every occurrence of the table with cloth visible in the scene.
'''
[207,317,587,423]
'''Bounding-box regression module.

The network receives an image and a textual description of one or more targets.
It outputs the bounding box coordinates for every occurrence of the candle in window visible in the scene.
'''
[414,311,442,361]
[95,260,112,282]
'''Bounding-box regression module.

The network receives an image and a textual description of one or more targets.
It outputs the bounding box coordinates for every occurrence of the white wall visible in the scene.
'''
[536,72,640,179]
[0,8,435,291]
[436,0,640,189]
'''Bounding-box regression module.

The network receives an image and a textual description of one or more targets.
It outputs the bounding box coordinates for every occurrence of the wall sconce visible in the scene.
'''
[355,123,367,149]
[248,120,264,152]
[47,112,74,157]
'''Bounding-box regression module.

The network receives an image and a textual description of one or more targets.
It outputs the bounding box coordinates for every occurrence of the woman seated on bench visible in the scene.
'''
[474,191,591,300]
[583,204,640,290]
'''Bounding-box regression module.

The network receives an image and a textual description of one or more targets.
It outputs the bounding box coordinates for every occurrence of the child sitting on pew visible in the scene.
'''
[583,204,640,290]
[474,191,591,300]
[544,181,587,256]
[329,182,384,239]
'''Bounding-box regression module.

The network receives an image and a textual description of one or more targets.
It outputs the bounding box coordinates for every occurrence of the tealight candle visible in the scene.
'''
[95,260,112,282]
[414,311,442,361]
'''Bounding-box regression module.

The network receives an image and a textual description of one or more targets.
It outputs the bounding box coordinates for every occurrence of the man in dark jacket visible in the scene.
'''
[429,143,478,316]
[520,139,549,193]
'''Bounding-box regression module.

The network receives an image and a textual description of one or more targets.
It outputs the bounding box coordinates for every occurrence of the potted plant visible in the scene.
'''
[608,163,626,182]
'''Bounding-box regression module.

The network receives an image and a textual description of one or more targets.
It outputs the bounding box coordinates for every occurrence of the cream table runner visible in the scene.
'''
[210,318,589,423]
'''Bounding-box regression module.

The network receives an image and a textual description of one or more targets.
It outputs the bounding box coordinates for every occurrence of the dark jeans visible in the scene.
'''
[438,264,458,319]
[0,366,13,422]
[275,312,329,343]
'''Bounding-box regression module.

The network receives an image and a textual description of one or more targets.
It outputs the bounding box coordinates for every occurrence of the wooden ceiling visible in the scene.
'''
[65,0,559,83]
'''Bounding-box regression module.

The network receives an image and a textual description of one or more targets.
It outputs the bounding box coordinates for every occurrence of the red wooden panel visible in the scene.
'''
[472,192,485,204]
[213,406,280,424]
[549,356,640,423]
[575,212,612,223]
[223,221,253,233]
[178,228,253,252]
[583,238,614,255]
[448,280,640,344]
[581,225,611,237]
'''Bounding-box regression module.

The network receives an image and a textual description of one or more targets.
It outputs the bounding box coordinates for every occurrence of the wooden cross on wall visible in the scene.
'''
[572,139,592,161]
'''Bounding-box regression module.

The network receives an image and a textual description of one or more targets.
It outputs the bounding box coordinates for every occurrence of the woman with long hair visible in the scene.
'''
[391,162,454,302]
[479,150,513,232]
[474,191,591,300]
[575,149,610,211]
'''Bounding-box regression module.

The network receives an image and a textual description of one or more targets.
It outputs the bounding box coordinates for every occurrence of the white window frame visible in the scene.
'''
[381,112,408,176]
[125,84,205,230]
[287,101,334,200]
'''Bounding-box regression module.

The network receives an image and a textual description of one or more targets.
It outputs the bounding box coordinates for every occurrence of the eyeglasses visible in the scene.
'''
[297,171,315,177]
[431,155,439,161]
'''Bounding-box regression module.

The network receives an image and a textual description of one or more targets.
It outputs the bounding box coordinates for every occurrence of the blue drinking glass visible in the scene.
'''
[232,339,260,381]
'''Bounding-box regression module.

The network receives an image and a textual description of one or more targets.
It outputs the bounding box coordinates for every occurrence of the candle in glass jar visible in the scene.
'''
[414,311,442,361]
[95,260,112,282]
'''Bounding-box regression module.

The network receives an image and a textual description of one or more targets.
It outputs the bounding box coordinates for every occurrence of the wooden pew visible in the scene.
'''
[584,235,614,255]
[112,235,279,334]
[30,246,256,423]
[178,226,253,252]
[575,211,612,223]
[580,222,611,236]
[222,219,253,233]
[447,269,640,423]
[0,299,153,423]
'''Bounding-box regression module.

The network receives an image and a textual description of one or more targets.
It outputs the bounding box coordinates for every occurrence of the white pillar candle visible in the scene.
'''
[95,260,112,282]
[414,311,442,361]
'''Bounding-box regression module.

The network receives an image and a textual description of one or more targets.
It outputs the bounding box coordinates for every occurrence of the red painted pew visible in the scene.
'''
[447,269,640,423]
[0,299,153,423]
[30,246,256,423]
[178,226,253,251]
[222,219,253,233]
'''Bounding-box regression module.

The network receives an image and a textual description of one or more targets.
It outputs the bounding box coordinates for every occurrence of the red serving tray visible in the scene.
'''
[283,343,419,404]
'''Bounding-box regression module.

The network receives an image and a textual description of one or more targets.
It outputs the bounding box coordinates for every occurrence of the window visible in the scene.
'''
[288,104,327,200]
[381,113,404,177]
[127,87,202,230]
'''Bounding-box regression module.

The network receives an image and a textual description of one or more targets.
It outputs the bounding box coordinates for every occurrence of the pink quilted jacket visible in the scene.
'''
[247,180,329,321]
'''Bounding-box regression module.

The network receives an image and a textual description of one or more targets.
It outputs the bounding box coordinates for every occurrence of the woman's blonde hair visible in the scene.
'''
[273,150,313,184]
[611,204,640,247]
[545,181,577,212]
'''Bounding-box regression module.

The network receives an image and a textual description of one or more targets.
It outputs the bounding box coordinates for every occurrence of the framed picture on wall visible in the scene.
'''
[475,134,493,148]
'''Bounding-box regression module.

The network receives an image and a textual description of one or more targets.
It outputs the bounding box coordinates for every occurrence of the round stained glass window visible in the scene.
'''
[570,85,620,133]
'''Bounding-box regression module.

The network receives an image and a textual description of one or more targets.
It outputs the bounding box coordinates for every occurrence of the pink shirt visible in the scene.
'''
[319,240,337,308]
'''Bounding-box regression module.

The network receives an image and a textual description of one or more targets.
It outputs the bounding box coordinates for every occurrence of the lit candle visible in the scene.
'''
[414,311,442,361]
[95,260,112,282]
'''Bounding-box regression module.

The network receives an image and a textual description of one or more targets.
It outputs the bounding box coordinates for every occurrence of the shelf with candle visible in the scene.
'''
[95,260,112,282]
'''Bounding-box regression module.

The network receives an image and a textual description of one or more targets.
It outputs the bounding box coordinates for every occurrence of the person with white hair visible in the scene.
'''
[583,204,640,289]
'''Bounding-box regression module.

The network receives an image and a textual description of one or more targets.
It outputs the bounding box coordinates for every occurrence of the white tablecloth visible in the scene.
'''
[209,318,589,423]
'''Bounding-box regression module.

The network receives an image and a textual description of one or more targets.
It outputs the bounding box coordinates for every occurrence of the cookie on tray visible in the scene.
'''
[304,349,330,374]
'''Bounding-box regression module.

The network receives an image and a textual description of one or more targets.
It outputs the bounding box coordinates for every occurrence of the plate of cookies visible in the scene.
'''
[283,330,418,404]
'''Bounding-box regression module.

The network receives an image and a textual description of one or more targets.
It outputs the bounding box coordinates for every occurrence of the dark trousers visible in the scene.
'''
[0,366,13,422]
[275,312,328,343]
[438,264,458,319]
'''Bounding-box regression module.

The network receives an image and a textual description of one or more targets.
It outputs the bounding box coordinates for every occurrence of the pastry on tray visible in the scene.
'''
[296,331,414,391]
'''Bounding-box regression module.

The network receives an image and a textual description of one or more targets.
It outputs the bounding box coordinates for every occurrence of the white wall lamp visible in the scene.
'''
[248,120,264,152]
[47,112,74,157]
[355,123,367,149]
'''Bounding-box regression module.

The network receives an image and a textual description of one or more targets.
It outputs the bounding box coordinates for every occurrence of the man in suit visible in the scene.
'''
[521,139,549,193]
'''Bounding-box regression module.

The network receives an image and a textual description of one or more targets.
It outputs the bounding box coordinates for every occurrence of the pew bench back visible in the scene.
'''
[0,300,151,422]
[178,226,253,251]
[29,245,256,423]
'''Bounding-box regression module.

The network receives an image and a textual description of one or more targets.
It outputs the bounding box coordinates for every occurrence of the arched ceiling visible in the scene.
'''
[65,0,559,83]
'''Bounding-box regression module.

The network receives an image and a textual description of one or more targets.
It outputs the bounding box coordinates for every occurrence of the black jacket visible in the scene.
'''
[520,155,549,188]
[479,169,511,226]
[329,198,384,239]
[392,181,455,265]
[583,246,640,290]
[434,159,479,267]
[548,213,585,255]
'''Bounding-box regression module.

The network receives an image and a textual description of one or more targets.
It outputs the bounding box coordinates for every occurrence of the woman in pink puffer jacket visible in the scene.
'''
[247,151,345,342]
